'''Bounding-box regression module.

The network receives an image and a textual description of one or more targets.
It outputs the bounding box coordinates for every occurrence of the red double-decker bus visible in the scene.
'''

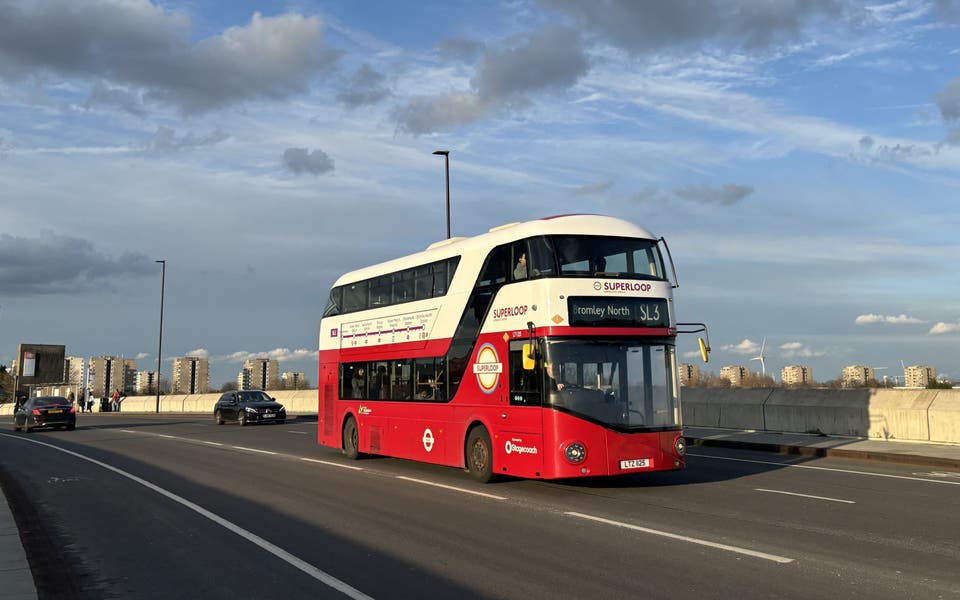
[317,214,708,481]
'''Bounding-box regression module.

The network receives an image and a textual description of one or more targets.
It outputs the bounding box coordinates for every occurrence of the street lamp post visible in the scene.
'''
[155,259,165,413]
[432,150,451,239]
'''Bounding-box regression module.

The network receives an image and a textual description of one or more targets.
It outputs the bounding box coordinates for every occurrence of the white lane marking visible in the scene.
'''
[232,446,277,455]
[0,433,374,600]
[300,458,364,471]
[203,441,224,447]
[159,434,178,439]
[395,476,507,500]
[565,511,794,564]
[287,431,309,435]
[754,488,855,504]
[689,453,960,486]
[912,471,960,479]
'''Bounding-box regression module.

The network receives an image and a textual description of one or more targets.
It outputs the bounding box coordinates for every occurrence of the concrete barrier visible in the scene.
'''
[929,390,960,444]
[681,388,771,430]
[682,387,960,444]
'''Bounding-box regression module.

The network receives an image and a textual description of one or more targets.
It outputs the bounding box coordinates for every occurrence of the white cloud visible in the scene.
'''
[186,348,209,359]
[135,352,149,359]
[928,321,960,335]
[720,339,760,355]
[222,348,318,363]
[779,342,826,358]
[855,313,924,325]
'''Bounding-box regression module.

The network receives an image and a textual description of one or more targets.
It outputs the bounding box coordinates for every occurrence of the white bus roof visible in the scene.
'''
[332,214,658,286]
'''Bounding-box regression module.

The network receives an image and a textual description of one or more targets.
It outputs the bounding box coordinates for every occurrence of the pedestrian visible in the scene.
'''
[111,388,121,411]
[67,391,76,408]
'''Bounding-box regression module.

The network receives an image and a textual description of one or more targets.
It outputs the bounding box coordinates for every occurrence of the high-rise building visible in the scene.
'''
[678,363,699,387]
[88,356,136,398]
[173,356,209,394]
[720,365,748,387]
[64,356,85,387]
[904,365,936,388]
[781,365,813,386]
[241,358,279,390]
[842,365,874,387]
[281,371,306,390]
[135,370,159,395]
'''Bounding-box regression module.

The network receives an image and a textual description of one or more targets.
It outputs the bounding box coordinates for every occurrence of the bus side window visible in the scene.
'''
[476,246,507,288]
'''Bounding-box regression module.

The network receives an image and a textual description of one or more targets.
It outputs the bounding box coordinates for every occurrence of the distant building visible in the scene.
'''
[64,356,85,387]
[781,365,813,386]
[240,358,279,391]
[281,371,306,390]
[678,363,700,387]
[88,356,136,398]
[904,365,936,388]
[842,365,874,387]
[135,371,159,395]
[720,365,748,387]
[173,356,209,394]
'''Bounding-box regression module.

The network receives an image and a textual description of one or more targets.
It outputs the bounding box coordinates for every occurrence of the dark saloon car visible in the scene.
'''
[214,390,286,426]
[14,396,77,432]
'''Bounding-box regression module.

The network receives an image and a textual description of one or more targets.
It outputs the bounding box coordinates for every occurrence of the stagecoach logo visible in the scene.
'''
[358,405,372,416]
[422,428,435,452]
[504,439,538,455]
[473,343,502,394]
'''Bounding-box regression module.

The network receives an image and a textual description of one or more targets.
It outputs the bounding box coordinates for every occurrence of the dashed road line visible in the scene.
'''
[754,488,855,504]
[395,476,507,500]
[565,511,795,564]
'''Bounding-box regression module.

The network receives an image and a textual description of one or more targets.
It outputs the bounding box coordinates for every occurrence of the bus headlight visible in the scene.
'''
[674,436,686,457]
[563,442,587,464]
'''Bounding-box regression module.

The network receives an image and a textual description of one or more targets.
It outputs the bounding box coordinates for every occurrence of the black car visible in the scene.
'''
[14,396,77,432]
[214,390,286,426]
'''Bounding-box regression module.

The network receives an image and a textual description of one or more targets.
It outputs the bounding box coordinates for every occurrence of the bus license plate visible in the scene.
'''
[620,458,650,470]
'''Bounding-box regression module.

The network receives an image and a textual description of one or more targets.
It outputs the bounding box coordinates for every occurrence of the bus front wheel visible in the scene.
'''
[343,417,360,460]
[466,427,494,483]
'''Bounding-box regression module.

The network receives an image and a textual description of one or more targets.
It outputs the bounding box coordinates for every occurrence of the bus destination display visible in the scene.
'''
[567,296,669,328]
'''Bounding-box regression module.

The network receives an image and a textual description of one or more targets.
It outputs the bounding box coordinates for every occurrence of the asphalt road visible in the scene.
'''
[1,414,958,599]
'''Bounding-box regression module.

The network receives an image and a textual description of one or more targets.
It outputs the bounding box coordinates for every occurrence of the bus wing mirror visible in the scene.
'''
[698,337,710,363]
[522,343,536,370]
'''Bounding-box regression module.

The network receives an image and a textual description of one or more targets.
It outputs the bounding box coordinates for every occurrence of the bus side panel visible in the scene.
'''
[317,360,340,449]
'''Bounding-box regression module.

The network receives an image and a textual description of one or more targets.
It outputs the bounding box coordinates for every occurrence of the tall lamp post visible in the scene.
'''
[155,259,166,414]
[432,150,451,239]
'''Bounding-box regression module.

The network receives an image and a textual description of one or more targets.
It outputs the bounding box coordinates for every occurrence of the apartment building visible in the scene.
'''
[678,363,700,387]
[239,358,279,391]
[842,365,875,387]
[64,356,85,388]
[173,356,209,394]
[135,370,159,395]
[904,365,936,388]
[281,371,306,390]
[781,365,813,386]
[87,356,136,398]
[720,365,748,387]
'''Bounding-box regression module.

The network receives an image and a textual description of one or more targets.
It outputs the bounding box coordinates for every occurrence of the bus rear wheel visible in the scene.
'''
[343,417,360,460]
[466,427,494,483]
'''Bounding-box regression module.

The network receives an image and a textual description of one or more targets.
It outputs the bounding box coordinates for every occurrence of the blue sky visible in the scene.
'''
[1,0,958,388]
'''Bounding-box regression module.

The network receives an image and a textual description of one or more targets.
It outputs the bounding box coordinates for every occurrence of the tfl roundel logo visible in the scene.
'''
[472,343,502,394]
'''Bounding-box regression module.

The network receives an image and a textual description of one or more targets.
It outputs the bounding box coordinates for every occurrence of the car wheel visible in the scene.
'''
[238,412,247,427]
[215,410,224,425]
[466,426,494,483]
[343,417,360,460]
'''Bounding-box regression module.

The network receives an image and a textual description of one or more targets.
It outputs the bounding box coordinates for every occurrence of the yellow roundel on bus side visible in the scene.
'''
[473,343,502,394]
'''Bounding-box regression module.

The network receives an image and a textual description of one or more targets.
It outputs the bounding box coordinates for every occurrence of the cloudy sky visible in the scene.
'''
[1,0,959,388]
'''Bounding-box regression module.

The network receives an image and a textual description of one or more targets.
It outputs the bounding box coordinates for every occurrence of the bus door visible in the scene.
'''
[318,361,338,445]
[500,340,543,476]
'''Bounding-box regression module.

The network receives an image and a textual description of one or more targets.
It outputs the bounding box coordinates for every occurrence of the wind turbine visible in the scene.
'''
[750,338,767,377]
